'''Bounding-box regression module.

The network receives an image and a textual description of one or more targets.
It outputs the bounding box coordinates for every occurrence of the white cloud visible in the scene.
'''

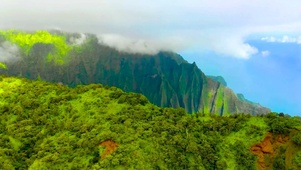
[0,0,301,58]
[261,50,270,57]
[97,34,159,54]
[261,36,276,42]
[297,36,301,44]
[261,35,301,44]
[0,41,21,62]
[97,34,187,55]
[282,36,291,43]
[69,33,87,46]
[202,34,258,59]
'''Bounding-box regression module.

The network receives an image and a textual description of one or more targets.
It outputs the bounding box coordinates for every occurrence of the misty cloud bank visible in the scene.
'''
[261,36,301,44]
[97,34,159,54]
[0,41,21,62]
[97,34,186,55]
[1,0,301,58]
[69,33,87,46]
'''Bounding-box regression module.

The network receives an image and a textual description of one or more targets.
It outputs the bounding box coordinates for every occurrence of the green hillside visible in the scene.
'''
[0,29,270,115]
[0,76,300,169]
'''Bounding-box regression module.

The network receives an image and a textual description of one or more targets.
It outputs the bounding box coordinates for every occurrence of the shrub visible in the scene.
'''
[294,151,301,167]
[273,154,286,170]
[292,131,301,146]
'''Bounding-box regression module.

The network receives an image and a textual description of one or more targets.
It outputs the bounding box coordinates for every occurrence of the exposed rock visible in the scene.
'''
[251,133,290,170]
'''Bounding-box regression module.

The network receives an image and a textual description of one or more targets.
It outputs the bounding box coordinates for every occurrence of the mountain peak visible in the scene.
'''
[208,75,227,87]
[0,30,270,115]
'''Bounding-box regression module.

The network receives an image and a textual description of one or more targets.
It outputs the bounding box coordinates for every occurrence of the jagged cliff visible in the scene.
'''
[207,76,227,86]
[0,30,270,114]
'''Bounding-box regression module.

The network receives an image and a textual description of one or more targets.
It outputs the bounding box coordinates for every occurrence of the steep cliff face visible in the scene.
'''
[207,76,227,86]
[0,30,270,114]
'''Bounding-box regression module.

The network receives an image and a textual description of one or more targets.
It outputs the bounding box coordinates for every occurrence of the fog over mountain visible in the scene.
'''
[0,41,21,62]
[1,0,301,58]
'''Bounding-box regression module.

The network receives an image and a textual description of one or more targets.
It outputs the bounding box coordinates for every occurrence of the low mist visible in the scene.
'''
[0,41,21,63]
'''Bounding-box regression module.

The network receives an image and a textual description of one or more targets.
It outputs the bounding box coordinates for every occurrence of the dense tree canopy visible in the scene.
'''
[0,76,300,169]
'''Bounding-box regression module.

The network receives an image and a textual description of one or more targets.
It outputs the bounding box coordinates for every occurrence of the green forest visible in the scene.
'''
[1,75,301,169]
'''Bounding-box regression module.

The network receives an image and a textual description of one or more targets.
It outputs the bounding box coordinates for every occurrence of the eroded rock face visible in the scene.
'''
[251,134,274,170]
[251,133,289,170]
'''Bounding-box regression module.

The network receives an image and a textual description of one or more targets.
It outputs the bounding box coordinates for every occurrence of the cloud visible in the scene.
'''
[261,50,270,57]
[69,33,87,46]
[261,37,277,43]
[97,34,187,55]
[0,0,301,58]
[98,34,159,55]
[261,35,301,44]
[204,33,258,59]
[0,41,21,62]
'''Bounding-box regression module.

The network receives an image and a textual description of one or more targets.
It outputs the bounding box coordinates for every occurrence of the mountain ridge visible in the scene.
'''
[0,30,270,115]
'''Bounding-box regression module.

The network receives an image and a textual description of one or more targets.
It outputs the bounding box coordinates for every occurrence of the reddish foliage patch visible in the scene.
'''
[99,140,118,159]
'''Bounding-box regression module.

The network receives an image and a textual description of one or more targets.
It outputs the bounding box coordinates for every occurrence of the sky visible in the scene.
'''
[0,0,301,115]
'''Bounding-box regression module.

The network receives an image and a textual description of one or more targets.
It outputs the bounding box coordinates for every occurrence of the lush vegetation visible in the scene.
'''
[0,62,6,69]
[0,30,71,65]
[0,76,300,169]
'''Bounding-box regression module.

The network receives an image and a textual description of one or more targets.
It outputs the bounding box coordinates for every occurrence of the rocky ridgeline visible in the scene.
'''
[0,31,270,115]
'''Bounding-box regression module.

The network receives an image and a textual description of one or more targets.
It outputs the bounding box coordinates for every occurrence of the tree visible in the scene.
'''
[292,131,301,146]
